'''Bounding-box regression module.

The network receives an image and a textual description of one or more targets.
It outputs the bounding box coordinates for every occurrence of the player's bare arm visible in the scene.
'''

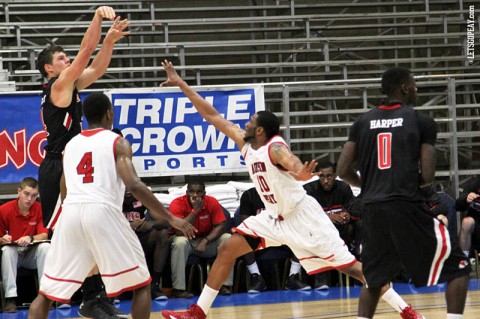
[269,143,318,181]
[419,143,436,187]
[59,172,67,203]
[76,16,130,90]
[51,6,116,107]
[337,141,361,187]
[150,219,169,230]
[160,60,247,149]
[115,137,197,239]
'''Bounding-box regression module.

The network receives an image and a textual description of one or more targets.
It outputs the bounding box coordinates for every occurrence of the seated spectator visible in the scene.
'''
[168,179,233,298]
[238,187,311,293]
[455,176,480,258]
[304,161,362,290]
[0,177,50,313]
[123,191,170,301]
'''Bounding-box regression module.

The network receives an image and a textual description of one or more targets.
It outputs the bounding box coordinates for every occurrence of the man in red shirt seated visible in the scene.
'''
[168,179,233,298]
[0,177,50,313]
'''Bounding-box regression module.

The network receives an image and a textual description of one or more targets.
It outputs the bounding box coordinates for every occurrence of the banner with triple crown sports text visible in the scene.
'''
[106,85,265,177]
[0,85,264,183]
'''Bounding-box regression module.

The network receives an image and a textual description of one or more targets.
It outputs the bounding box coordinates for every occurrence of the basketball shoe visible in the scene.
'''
[161,304,206,319]
[400,305,425,319]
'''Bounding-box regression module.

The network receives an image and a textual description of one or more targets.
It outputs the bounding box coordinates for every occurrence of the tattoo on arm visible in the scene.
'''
[270,143,297,170]
[271,143,288,156]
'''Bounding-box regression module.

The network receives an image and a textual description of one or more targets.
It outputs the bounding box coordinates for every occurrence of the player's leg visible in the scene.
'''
[338,260,364,282]
[87,204,152,319]
[445,275,469,314]
[161,233,253,319]
[38,155,62,229]
[357,286,382,319]
[28,293,54,319]
[160,210,286,318]
[30,204,95,319]
[131,284,151,319]
[198,233,252,309]
[437,228,471,317]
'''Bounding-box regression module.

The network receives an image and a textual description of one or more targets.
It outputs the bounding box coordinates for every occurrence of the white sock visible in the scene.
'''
[197,284,218,315]
[463,250,469,257]
[447,314,463,319]
[357,317,370,319]
[247,262,260,275]
[289,261,301,276]
[381,287,408,313]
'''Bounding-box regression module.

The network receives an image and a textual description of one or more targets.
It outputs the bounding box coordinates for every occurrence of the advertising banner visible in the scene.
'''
[0,85,264,183]
[107,85,264,176]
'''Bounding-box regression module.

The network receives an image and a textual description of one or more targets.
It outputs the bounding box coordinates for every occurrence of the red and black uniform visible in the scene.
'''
[38,77,83,228]
[350,102,469,288]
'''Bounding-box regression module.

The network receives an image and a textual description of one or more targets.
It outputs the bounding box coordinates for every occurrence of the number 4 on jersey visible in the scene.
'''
[77,151,94,183]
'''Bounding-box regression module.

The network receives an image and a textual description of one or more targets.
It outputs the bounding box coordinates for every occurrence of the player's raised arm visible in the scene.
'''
[160,60,247,150]
[52,6,116,106]
[76,16,131,91]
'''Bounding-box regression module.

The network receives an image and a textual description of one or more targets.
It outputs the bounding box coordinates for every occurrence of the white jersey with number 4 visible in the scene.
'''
[241,135,307,219]
[63,128,125,210]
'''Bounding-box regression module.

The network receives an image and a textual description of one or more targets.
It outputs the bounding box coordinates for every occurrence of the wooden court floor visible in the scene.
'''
[7,280,480,319]
[146,280,480,319]
[192,290,480,318]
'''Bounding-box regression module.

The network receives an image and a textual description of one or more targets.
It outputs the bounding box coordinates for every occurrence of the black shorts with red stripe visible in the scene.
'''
[361,200,470,288]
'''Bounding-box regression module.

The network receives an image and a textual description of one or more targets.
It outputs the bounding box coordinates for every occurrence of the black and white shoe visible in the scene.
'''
[78,298,128,319]
[248,273,267,294]
[285,274,311,291]
[313,273,329,290]
[151,288,168,301]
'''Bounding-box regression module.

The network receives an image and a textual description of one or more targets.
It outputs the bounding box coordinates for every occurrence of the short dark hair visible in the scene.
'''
[36,44,65,78]
[186,178,205,190]
[317,161,335,171]
[256,110,280,139]
[19,177,38,190]
[381,67,412,96]
[83,92,112,125]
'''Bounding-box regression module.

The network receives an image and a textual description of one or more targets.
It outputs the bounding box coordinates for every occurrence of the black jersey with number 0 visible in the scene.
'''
[40,78,83,153]
[348,103,437,204]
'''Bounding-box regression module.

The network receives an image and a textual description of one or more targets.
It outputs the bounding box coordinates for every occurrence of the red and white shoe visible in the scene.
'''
[161,304,207,319]
[400,305,426,319]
